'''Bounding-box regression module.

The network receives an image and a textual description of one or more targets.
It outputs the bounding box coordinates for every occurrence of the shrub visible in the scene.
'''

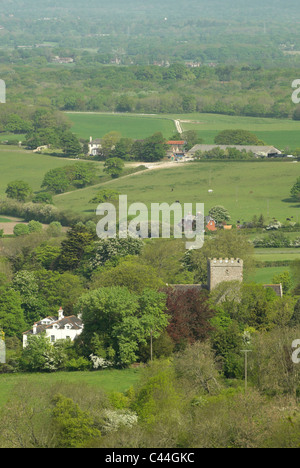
[14,223,30,236]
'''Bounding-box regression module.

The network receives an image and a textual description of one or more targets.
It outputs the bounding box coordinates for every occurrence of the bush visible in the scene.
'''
[65,357,91,371]
[14,223,30,236]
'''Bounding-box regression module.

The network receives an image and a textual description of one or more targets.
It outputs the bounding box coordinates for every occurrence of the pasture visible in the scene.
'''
[54,160,300,225]
[67,111,300,151]
[0,368,142,407]
[168,113,300,150]
[67,112,175,140]
[0,147,104,197]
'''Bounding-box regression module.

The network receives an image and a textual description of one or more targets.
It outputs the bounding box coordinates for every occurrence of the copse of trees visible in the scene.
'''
[214,129,265,146]
[41,163,96,194]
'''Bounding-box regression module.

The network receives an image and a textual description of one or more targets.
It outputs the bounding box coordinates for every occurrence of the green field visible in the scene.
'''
[254,248,300,262]
[248,265,294,285]
[170,113,300,150]
[0,368,142,407]
[54,160,300,225]
[0,147,104,197]
[67,112,176,140]
[67,112,300,151]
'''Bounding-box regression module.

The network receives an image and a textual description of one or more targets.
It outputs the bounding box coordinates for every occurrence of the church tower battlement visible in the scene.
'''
[207,258,243,291]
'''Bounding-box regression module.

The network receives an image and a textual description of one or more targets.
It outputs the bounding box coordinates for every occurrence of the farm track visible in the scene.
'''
[54,161,181,198]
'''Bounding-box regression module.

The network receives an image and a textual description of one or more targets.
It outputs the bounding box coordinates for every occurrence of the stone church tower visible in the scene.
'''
[207,258,243,291]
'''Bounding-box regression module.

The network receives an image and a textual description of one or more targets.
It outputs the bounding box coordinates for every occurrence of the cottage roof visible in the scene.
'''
[23,315,83,336]
[168,284,205,292]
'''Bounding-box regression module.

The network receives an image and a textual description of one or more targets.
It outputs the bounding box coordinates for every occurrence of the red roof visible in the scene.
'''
[167,141,185,145]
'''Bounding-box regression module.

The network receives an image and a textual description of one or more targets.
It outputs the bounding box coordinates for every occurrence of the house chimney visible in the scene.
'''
[58,307,64,320]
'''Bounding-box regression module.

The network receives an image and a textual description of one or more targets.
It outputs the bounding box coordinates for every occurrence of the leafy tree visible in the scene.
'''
[89,189,119,204]
[14,224,30,237]
[208,205,231,224]
[75,287,168,366]
[34,269,85,315]
[6,180,32,202]
[112,137,134,160]
[214,129,265,145]
[87,237,144,273]
[60,131,82,156]
[139,132,167,162]
[166,288,215,349]
[291,177,300,201]
[28,220,43,234]
[31,243,61,269]
[51,394,101,448]
[272,271,293,295]
[32,192,53,204]
[25,128,62,149]
[0,287,26,337]
[100,131,121,159]
[41,168,69,194]
[182,130,203,151]
[56,223,95,272]
[91,257,165,294]
[4,114,33,134]
[104,157,124,178]
[13,270,46,324]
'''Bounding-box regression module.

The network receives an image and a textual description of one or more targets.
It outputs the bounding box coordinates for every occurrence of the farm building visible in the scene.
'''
[166,140,186,158]
[187,144,282,158]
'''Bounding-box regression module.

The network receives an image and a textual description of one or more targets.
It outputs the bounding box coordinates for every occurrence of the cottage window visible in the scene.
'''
[51,335,55,342]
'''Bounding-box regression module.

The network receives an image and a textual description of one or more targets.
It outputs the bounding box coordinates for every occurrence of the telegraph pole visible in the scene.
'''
[241,350,251,393]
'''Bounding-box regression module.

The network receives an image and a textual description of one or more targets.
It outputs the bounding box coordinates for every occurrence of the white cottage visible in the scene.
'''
[88,136,102,156]
[22,307,83,348]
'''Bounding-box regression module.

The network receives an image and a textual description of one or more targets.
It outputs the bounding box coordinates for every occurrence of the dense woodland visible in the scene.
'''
[0,1,300,118]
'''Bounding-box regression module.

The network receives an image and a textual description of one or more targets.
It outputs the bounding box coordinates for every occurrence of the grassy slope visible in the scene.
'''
[54,161,300,225]
[0,147,104,197]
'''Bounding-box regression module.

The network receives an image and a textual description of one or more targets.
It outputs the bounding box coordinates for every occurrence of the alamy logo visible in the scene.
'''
[96,195,205,250]
[0,80,6,103]
[292,79,300,104]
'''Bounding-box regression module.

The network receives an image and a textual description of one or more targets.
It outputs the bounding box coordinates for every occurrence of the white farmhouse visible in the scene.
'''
[22,307,83,348]
[88,136,102,156]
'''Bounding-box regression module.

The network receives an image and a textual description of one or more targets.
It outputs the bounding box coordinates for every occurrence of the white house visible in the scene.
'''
[22,307,83,348]
[88,136,102,156]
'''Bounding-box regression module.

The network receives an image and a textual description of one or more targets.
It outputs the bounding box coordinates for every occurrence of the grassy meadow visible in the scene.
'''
[168,113,300,151]
[67,112,300,151]
[0,368,142,407]
[67,112,175,140]
[0,146,105,197]
[54,160,300,225]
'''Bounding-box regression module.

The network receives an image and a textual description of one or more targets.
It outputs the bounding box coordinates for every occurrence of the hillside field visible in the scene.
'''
[54,160,300,226]
[0,147,105,197]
